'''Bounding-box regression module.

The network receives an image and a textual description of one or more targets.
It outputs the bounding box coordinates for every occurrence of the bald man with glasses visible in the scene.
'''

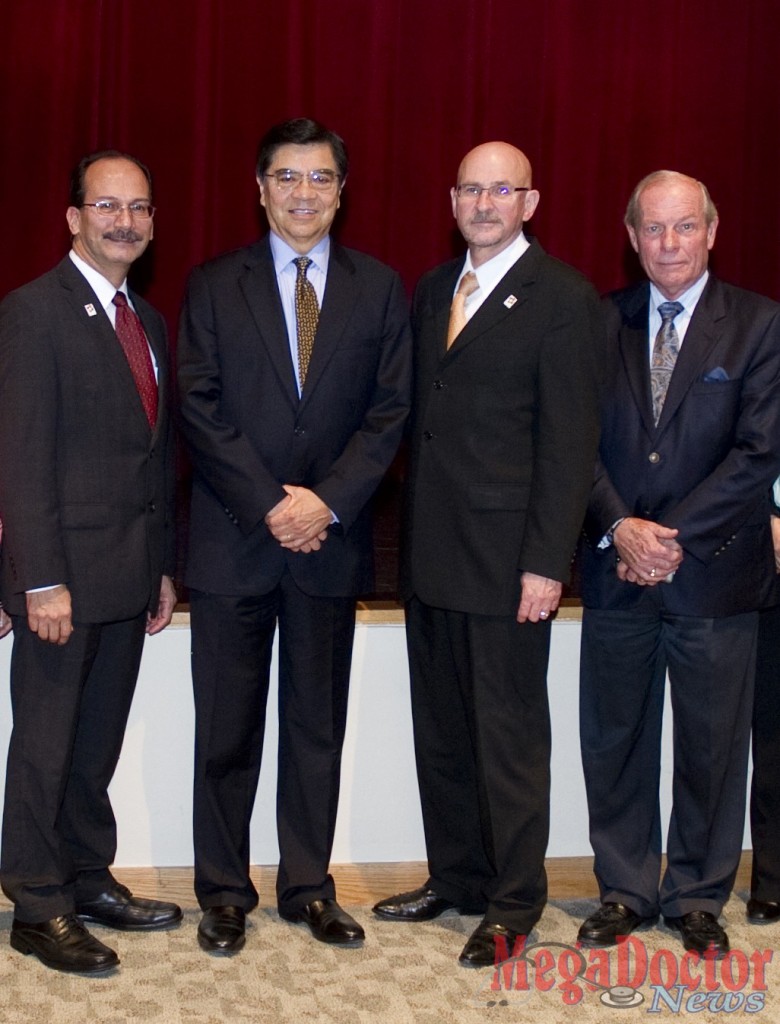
[373,141,602,967]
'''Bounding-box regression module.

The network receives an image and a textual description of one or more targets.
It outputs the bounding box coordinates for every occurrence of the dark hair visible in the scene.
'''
[255,118,348,180]
[69,149,153,207]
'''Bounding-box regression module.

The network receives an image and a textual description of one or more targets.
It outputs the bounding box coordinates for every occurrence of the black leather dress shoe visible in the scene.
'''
[459,921,522,968]
[373,886,457,921]
[10,914,119,974]
[281,899,365,945]
[76,882,182,931]
[198,906,246,954]
[665,911,729,957]
[747,898,780,922]
[577,902,658,947]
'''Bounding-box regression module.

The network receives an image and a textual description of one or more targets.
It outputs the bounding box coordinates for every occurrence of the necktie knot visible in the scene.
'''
[113,291,128,308]
[457,271,479,299]
[658,300,684,324]
[294,257,312,277]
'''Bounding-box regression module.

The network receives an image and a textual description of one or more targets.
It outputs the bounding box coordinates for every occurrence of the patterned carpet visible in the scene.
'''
[0,893,777,1023]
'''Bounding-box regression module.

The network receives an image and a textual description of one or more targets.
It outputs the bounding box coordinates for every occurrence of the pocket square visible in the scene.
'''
[702,366,729,382]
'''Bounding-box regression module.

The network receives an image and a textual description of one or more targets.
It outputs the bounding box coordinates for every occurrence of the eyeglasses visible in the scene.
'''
[454,184,530,201]
[81,200,156,219]
[264,169,341,192]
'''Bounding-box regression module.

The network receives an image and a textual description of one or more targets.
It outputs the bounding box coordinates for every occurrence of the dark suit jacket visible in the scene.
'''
[0,256,174,622]
[177,236,412,598]
[582,277,780,617]
[401,239,603,617]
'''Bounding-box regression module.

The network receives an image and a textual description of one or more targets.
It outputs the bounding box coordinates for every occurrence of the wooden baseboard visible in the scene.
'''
[19,854,747,910]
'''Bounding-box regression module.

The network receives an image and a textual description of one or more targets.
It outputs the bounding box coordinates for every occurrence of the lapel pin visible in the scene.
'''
[84,303,97,317]
[504,295,517,309]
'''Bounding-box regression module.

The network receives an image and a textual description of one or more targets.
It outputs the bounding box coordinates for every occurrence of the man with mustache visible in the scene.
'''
[0,151,181,974]
[178,118,411,953]
[373,142,602,966]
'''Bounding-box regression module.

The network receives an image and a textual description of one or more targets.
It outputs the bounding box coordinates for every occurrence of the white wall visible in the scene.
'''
[0,614,751,867]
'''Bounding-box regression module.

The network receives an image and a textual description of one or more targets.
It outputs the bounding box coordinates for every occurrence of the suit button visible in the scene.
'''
[294,426,306,437]
[432,380,446,390]
[648,451,661,464]
[148,502,156,513]
[423,430,434,441]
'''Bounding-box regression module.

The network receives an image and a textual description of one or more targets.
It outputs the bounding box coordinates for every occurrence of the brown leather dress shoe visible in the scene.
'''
[577,902,658,947]
[664,911,729,957]
[10,914,119,974]
[76,882,182,931]
[373,886,457,921]
[198,906,246,954]
[459,920,523,968]
[280,899,365,945]
[747,898,780,922]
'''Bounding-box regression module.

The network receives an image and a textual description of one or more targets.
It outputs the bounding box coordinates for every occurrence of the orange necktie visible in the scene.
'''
[446,271,479,348]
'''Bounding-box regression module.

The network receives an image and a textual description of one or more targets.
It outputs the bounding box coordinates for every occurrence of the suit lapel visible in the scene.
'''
[431,262,461,359]
[655,278,724,432]
[616,285,657,438]
[238,239,299,410]
[133,296,168,437]
[298,243,358,407]
[56,258,154,433]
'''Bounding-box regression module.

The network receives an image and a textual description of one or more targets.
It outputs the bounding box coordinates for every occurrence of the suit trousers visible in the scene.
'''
[190,574,355,914]
[750,602,780,901]
[580,599,756,919]
[1,612,147,922]
[406,596,552,933]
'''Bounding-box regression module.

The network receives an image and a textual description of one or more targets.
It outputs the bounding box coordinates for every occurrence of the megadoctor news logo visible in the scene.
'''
[468,935,773,1012]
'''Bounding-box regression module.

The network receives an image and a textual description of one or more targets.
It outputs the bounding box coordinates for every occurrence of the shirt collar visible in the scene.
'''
[460,231,531,294]
[269,231,331,274]
[69,249,128,311]
[649,270,709,317]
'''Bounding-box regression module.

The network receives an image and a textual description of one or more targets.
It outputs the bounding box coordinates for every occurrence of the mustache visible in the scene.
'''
[102,229,143,242]
[470,211,501,224]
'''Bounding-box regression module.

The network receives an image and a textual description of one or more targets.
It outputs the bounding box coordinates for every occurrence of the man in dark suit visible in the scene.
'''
[0,523,9,638]
[0,151,181,974]
[178,118,411,953]
[372,142,602,966]
[578,170,780,957]
[748,490,780,923]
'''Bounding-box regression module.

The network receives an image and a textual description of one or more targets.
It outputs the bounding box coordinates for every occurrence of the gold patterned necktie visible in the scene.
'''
[294,257,319,387]
[650,300,684,424]
[446,271,479,349]
[112,292,158,428]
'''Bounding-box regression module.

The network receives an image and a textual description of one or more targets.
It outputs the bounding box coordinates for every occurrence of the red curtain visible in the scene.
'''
[2,0,780,325]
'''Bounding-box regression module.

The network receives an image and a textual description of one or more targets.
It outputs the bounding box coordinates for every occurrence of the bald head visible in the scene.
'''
[457,142,533,188]
[451,142,539,266]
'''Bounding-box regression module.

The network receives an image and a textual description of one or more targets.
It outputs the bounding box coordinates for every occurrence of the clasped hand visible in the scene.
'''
[614,517,684,585]
[265,485,332,553]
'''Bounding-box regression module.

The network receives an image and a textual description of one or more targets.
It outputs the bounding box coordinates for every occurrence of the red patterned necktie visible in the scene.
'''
[113,291,158,428]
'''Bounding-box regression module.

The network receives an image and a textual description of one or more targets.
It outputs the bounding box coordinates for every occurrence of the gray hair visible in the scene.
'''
[624,170,718,231]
